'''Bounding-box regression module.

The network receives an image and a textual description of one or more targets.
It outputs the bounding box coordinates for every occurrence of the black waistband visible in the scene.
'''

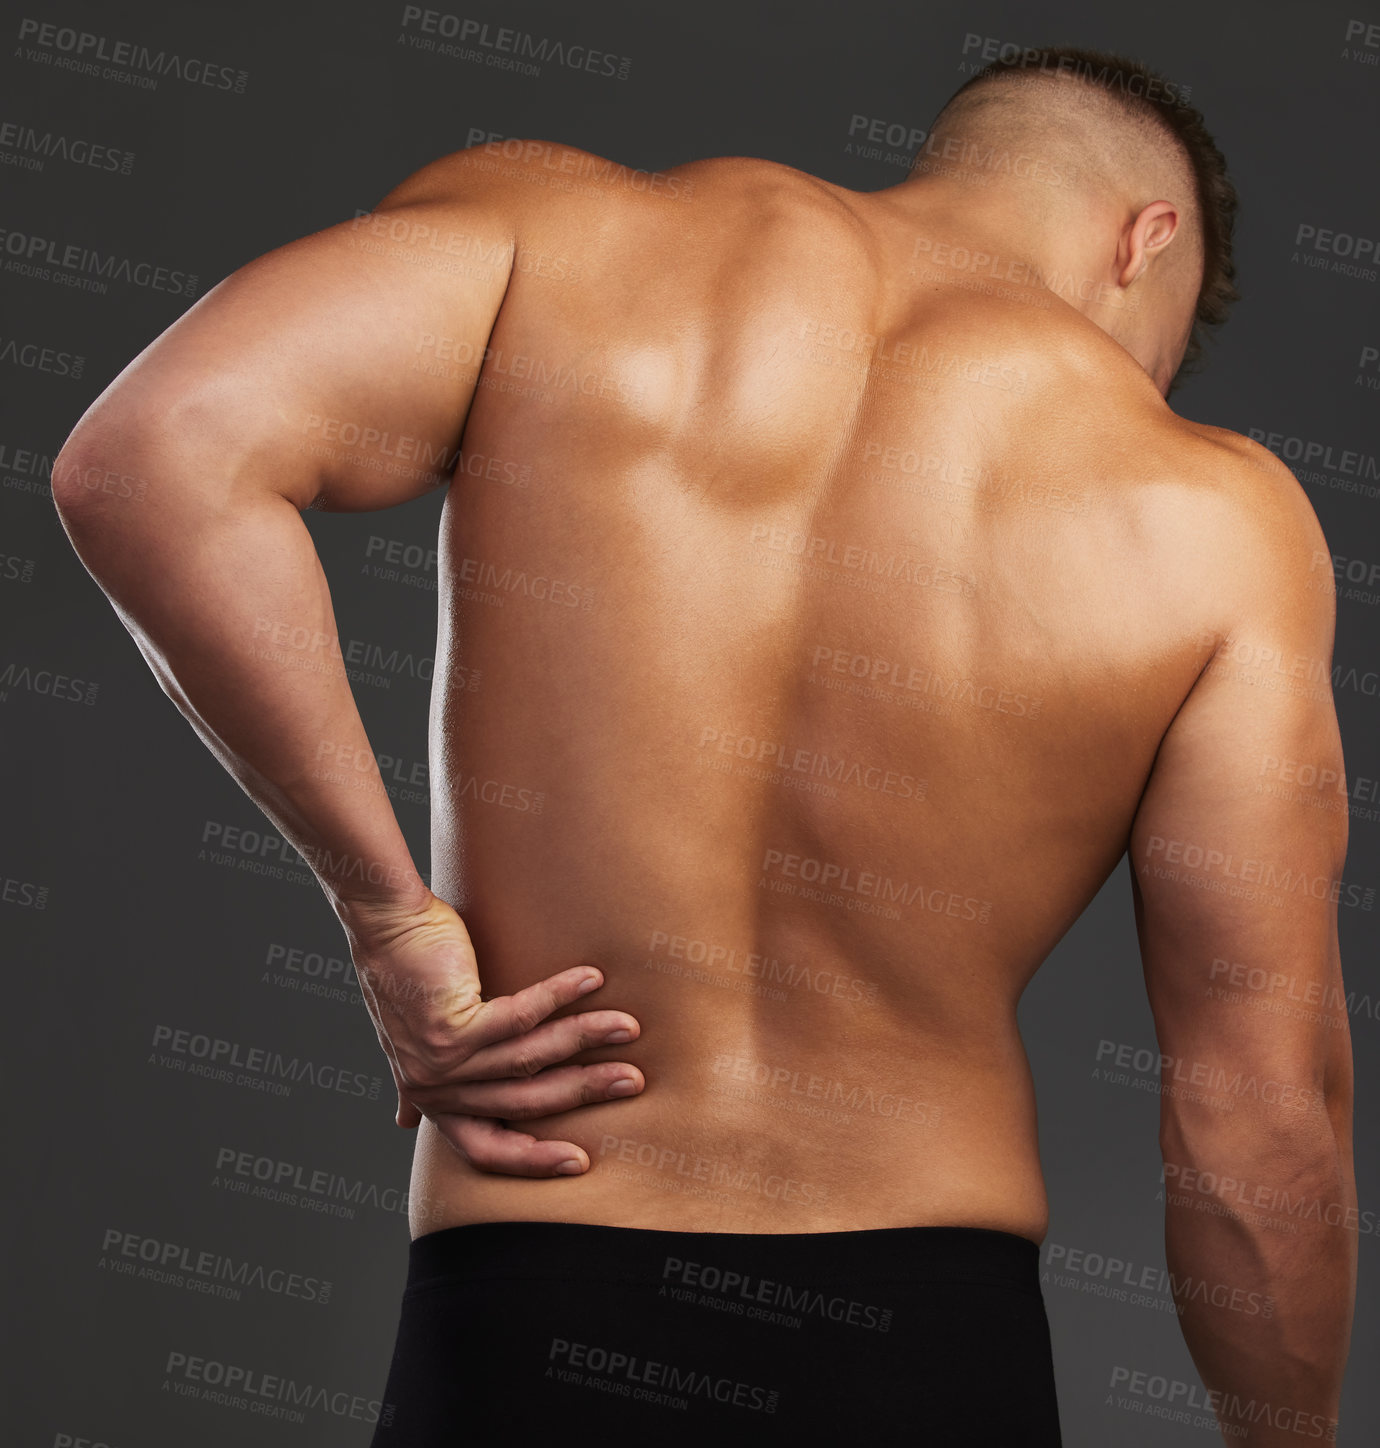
[405,1220,1039,1294]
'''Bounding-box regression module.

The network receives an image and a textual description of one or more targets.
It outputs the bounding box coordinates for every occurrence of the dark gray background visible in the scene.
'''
[3,1,1376,1442]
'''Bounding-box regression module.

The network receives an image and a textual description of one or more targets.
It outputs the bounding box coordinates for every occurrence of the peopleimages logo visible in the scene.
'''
[0,120,134,174]
[661,1253,894,1331]
[1247,428,1379,482]
[0,659,99,704]
[0,337,83,377]
[398,7,632,80]
[151,1023,383,1100]
[546,1337,779,1413]
[1045,1242,1275,1318]
[0,224,196,296]
[15,19,248,92]
[162,1351,380,1422]
[100,1227,331,1304]
[214,1145,410,1218]
[1109,1365,1337,1440]
[957,35,1191,104]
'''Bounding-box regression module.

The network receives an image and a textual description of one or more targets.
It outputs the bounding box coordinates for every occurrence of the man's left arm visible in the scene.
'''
[51,156,644,1175]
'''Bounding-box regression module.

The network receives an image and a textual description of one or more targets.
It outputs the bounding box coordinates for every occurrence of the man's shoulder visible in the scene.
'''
[374,138,652,209]
[1164,421,1334,616]
[373,142,861,259]
[376,140,833,214]
[1179,422,1323,541]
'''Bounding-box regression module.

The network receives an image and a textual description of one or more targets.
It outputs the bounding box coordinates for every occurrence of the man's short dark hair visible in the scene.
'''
[936,46,1239,380]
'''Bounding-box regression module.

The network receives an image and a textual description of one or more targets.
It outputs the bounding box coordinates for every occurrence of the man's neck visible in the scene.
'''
[861,173,1161,386]
[883,175,1120,312]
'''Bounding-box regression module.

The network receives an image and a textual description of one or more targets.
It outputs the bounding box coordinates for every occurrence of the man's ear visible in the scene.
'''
[1117,200,1180,287]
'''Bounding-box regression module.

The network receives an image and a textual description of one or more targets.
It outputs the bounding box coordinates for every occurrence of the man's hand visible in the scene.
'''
[341,890,644,1177]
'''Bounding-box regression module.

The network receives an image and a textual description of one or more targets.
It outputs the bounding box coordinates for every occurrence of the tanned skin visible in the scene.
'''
[53,131,1354,1445]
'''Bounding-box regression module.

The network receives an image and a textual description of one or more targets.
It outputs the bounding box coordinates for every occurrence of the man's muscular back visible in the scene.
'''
[388,144,1338,1240]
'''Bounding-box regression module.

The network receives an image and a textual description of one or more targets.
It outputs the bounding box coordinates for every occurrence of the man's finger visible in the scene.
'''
[441,1008,640,1082]
[407,1061,645,1120]
[458,966,609,1053]
[432,1113,593,1177]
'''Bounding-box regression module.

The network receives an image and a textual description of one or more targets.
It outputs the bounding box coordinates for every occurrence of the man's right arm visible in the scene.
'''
[1128,445,1355,1445]
[49,143,645,1174]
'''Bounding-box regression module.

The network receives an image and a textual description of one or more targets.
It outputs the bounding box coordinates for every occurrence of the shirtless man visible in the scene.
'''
[52,44,1354,1447]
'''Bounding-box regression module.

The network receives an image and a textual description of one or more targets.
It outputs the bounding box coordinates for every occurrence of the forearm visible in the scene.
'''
[1162,1119,1356,1444]
[53,437,431,927]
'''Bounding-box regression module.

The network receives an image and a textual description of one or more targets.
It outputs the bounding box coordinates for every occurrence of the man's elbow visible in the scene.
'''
[52,368,251,529]
[51,416,157,530]
[51,434,106,523]
[1160,1096,1349,1197]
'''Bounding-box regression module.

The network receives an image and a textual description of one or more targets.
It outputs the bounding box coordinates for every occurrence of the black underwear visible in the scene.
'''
[370,1219,1062,1445]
